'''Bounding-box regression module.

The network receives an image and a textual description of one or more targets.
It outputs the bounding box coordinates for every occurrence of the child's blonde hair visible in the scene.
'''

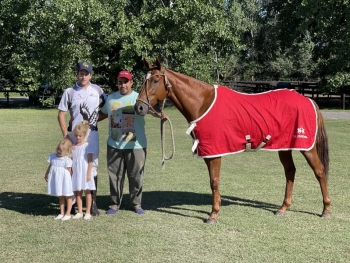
[56,138,73,157]
[73,120,90,140]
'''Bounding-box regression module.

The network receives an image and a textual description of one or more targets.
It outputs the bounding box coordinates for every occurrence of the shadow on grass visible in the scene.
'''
[0,191,321,220]
[0,190,284,220]
[0,191,60,216]
[142,191,283,222]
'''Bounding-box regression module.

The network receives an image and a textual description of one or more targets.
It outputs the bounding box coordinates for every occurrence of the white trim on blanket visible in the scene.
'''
[186,85,217,153]
[190,85,218,124]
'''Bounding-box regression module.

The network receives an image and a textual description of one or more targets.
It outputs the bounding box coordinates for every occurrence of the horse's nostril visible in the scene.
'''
[138,105,143,112]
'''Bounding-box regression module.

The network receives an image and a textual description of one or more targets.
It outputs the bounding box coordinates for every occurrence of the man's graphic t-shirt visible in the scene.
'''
[101,91,146,150]
[58,83,106,132]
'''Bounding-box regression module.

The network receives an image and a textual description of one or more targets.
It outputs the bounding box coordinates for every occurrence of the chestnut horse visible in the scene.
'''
[135,58,330,224]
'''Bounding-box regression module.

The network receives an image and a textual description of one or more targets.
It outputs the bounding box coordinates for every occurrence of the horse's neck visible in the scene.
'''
[166,70,215,123]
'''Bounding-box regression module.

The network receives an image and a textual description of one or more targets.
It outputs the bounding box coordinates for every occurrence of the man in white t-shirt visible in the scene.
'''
[57,61,106,216]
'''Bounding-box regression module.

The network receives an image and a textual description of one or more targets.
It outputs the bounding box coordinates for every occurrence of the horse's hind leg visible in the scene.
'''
[276,150,296,216]
[301,148,331,217]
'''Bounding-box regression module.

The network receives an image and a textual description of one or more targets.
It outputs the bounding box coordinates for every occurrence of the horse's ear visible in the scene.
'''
[143,58,152,70]
[155,58,162,70]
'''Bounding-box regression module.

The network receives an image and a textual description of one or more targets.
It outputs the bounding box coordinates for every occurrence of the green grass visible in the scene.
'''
[1,108,350,262]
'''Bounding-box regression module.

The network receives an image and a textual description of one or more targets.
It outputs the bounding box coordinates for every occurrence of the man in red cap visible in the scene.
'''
[99,69,161,215]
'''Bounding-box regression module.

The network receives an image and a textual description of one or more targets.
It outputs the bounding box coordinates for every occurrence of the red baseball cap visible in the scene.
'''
[117,70,133,80]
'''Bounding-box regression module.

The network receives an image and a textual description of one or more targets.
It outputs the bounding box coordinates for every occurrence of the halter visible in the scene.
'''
[137,69,172,118]
[137,69,175,167]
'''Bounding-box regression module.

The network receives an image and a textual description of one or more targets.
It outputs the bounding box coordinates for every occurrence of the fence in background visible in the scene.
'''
[2,81,350,109]
[223,81,350,110]
[0,88,31,107]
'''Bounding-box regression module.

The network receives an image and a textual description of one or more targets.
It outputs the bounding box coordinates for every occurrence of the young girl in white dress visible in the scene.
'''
[45,138,73,221]
[71,120,96,220]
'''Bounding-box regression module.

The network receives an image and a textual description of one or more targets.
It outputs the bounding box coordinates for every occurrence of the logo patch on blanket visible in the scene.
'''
[189,86,317,158]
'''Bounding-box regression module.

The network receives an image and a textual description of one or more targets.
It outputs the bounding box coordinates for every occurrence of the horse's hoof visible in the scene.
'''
[321,213,331,218]
[275,210,285,216]
[206,218,217,225]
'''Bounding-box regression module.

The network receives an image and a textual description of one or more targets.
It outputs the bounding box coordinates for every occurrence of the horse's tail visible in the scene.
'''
[314,101,329,180]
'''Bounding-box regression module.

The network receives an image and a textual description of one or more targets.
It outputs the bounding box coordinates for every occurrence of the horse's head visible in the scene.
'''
[135,58,170,116]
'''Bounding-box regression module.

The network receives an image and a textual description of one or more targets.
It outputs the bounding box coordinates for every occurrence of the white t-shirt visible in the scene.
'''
[58,82,106,132]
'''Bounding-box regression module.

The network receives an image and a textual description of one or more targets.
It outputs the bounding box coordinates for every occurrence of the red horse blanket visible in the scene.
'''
[188,86,317,158]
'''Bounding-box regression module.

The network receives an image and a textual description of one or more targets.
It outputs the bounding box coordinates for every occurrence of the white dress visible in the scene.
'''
[47,154,73,196]
[72,142,96,191]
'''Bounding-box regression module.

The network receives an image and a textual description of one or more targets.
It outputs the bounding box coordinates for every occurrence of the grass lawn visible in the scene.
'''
[0,107,350,262]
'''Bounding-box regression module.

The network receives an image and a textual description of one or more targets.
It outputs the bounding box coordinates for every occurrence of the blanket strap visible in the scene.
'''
[192,139,199,153]
[186,123,196,135]
[186,123,199,154]
[245,135,252,151]
[245,135,271,152]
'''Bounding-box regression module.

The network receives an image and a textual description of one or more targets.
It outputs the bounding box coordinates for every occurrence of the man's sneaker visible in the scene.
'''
[135,208,145,215]
[106,208,118,215]
[73,213,83,219]
[54,214,64,220]
[91,202,100,216]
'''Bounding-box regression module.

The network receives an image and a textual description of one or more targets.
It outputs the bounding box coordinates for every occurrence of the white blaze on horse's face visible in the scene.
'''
[136,67,168,116]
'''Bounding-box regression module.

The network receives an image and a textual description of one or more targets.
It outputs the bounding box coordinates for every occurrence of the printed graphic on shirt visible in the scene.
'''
[65,87,103,131]
[80,103,98,129]
[110,101,136,142]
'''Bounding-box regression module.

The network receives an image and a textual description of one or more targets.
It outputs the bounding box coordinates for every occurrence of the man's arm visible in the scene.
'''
[57,110,69,138]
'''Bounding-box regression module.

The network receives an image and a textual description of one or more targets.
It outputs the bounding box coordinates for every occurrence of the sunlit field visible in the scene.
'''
[1,108,350,262]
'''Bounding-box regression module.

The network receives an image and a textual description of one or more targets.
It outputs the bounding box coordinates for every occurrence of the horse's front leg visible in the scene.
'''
[204,157,222,224]
[276,151,296,216]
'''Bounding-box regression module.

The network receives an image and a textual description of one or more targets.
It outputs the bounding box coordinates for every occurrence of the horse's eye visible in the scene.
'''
[153,79,159,84]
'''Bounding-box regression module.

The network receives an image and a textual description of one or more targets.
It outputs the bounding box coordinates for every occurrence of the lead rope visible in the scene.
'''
[160,98,175,168]
[141,70,175,167]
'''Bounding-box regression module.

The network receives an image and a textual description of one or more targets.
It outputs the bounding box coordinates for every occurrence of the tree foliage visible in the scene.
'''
[0,0,349,102]
[260,0,350,84]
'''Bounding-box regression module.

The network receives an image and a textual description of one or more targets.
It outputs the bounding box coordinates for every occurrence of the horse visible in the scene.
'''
[135,58,330,224]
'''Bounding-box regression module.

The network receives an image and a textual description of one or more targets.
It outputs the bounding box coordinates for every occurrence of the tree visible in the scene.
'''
[6,0,349,98]
[0,0,30,90]
[0,0,254,101]
[0,0,128,100]
[122,0,252,83]
[259,0,350,87]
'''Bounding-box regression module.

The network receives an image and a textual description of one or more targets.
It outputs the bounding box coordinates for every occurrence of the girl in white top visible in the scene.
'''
[71,120,96,220]
[45,139,73,221]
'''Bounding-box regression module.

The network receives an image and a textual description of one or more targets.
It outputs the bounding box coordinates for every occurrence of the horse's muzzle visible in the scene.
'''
[134,102,149,116]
